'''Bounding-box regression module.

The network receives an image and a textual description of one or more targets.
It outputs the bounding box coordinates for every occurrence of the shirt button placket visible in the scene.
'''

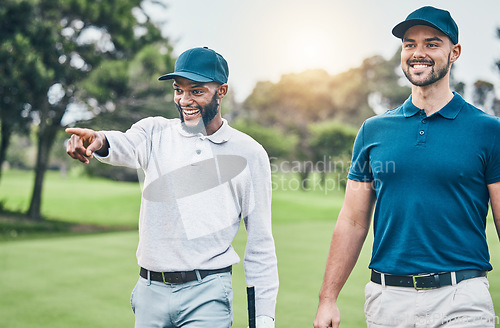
[195,137,203,155]
[417,111,428,145]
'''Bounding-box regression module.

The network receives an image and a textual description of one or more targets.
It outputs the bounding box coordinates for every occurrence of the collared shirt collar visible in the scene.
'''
[403,92,465,119]
[176,118,232,144]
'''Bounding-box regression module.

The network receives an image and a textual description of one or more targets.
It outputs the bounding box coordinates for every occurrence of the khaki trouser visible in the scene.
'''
[364,277,497,327]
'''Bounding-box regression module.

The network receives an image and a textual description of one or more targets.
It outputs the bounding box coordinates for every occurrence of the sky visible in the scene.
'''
[142,0,500,102]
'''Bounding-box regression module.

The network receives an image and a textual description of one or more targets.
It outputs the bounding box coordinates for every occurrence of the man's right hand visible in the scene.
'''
[65,127,108,164]
[313,299,341,328]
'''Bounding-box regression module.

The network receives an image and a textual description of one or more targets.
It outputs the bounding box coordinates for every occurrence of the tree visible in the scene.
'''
[496,28,500,74]
[243,69,335,128]
[0,1,43,181]
[308,120,357,187]
[472,80,495,114]
[488,27,500,117]
[0,0,173,220]
[79,43,177,131]
[231,120,298,160]
[331,51,410,124]
[77,42,177,181]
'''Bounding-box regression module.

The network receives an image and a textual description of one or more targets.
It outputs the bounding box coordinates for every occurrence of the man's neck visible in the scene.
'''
[205,116,223,136]
[411,80,454,116]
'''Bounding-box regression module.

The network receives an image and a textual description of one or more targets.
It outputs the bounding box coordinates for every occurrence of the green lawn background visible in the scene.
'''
[0,170,499,327]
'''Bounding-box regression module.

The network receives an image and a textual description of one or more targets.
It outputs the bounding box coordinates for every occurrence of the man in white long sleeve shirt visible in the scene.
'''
[66,47,278,328]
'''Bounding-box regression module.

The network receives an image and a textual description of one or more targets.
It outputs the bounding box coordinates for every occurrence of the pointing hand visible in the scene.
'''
[65,127,108,164]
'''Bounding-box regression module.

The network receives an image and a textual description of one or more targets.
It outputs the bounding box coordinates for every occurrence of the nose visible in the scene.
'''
[412,44,426,59]
[178,92,193,107]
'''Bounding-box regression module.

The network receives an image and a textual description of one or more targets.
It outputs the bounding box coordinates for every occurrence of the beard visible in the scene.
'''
[403,53,451,87]
[176,92,219,134]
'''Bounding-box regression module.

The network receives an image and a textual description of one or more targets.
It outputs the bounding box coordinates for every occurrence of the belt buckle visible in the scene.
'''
[412,273,433,290]
[162,272,173,285]
[162,272,186,285]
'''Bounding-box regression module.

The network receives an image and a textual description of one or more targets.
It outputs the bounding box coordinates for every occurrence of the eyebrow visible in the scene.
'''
[403,36,444,43]
[425,36,444,42]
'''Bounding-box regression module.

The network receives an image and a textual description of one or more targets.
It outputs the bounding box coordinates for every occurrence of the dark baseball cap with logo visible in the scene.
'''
[158,47,229,84]
[392,6,459,44]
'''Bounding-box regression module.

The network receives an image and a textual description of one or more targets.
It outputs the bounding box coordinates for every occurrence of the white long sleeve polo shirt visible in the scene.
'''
[96,117,278,318]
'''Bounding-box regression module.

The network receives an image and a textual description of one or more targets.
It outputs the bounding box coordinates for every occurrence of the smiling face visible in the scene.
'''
[173,77,228,135]
[401,25,461,88]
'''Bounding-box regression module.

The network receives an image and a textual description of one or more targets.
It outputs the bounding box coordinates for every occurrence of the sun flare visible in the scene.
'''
[283,24,335,73]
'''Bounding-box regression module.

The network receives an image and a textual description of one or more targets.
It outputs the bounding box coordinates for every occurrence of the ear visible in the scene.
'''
[450,43,461,63]
[217,84,229,99]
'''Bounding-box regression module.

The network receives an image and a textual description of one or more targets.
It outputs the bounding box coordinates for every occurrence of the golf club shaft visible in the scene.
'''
[247,286,256,328]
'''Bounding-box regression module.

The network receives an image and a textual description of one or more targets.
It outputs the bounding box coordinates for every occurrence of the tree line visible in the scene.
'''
[1,0,499,220]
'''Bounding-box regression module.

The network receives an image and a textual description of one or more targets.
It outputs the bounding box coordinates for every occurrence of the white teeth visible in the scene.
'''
[413,64,429,69]
[183,109,200,116]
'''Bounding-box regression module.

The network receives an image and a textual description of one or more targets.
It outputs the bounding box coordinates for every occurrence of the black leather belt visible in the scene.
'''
[371,269,486,290]
[140,266,232,284]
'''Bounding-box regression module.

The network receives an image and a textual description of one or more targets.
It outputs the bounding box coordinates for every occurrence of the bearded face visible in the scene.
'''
[175,87,220,134]
[403,52,451,87]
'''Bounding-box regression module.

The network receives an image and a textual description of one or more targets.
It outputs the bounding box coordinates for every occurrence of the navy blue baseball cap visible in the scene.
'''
[158,47,229,84]
[392,6,459,44]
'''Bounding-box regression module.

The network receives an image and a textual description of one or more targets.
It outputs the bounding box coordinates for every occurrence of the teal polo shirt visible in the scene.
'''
[348,92,500,275]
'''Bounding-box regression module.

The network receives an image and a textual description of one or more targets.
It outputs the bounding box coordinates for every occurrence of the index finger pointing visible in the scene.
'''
[65,128,96,139]
[65,127,85,136]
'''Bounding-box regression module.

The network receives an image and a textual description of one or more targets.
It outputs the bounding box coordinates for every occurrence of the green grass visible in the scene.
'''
[0,231,138,327]
[0,169,141,227]
[0,169,499,327]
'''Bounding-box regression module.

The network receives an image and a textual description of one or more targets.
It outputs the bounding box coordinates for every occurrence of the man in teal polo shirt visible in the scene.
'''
[314,6,500,328]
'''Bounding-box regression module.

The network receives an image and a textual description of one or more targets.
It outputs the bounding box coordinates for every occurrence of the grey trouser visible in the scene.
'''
[131,271,232,327]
